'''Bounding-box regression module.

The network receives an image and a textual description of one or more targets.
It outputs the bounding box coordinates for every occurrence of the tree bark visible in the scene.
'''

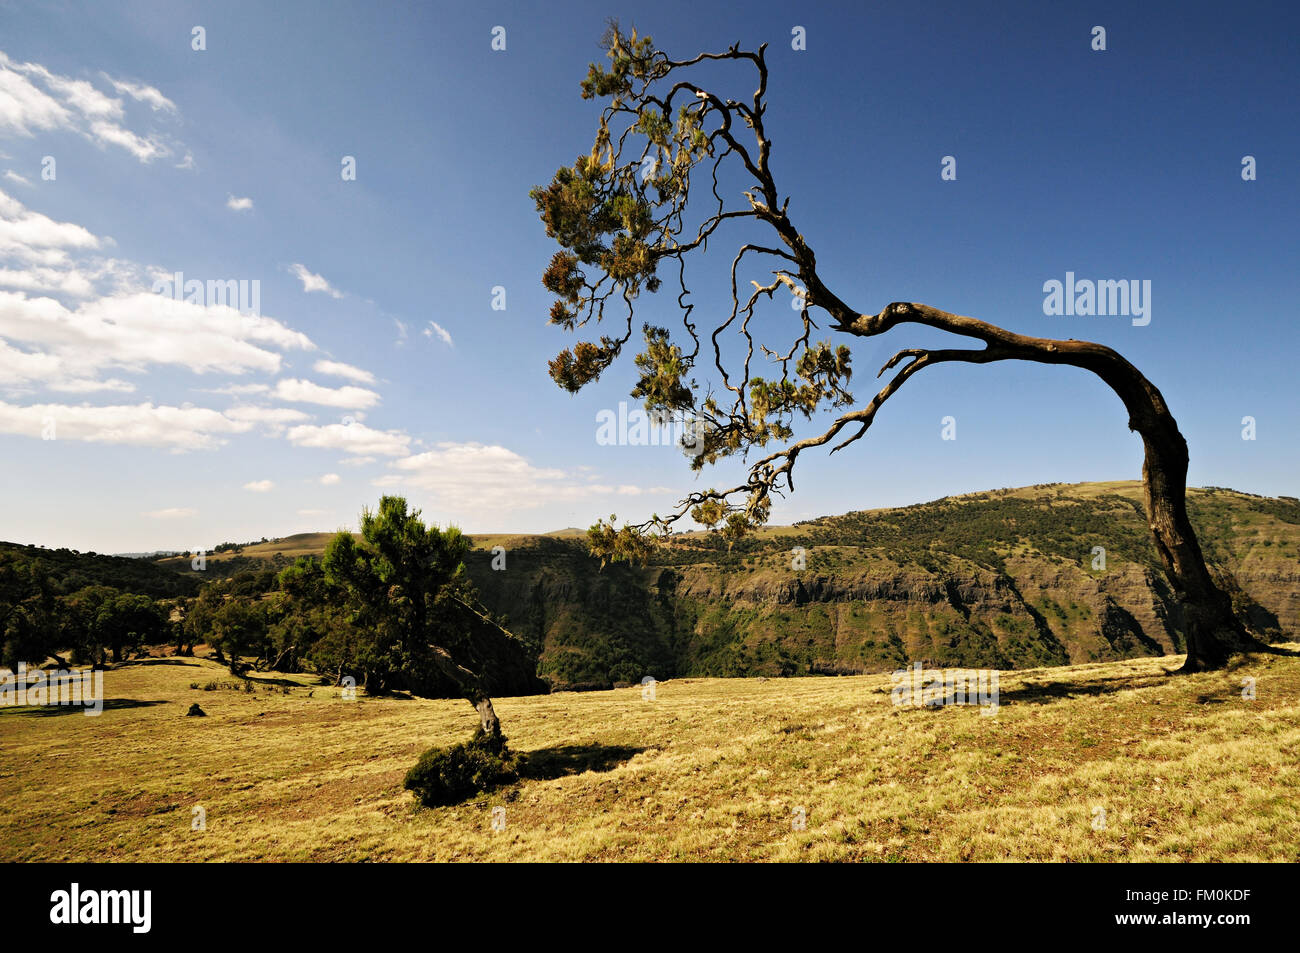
[830,302,1266,671]
[428,643,502,739]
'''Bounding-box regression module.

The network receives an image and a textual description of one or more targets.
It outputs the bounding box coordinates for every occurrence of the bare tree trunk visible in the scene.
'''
[827,302,1267,672]
[1136,425,1258,671]
[429,643,502,740]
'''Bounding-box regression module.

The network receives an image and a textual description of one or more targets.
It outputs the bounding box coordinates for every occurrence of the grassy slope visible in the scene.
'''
[2,649,1297,862]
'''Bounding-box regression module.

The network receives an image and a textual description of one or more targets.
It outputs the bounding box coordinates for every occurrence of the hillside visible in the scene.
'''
[1,650,1296,861]
[149,482,1300,689]
[464,482,1299,688]
[0,541,200,599]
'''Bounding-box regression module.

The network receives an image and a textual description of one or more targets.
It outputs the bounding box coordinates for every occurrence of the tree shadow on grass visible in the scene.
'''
[241,673,312,688]
[514,743,647,781]
[994,673,1173,706]
[117,658,202,668]
[0,699,167,718]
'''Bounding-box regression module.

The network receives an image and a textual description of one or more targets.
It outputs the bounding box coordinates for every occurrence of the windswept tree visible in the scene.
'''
[322,496,505,739]
[532,24,1265,672]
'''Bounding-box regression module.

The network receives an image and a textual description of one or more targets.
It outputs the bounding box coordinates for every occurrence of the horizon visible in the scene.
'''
[2,476,1287,556]
[2,0,1296,553]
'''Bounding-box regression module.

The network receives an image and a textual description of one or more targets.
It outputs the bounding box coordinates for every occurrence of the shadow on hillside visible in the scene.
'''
[515,743,646,781]
[242,673,315,688]
[0,698,167,717]
[117,658,201,668]
[997,673,1175,706]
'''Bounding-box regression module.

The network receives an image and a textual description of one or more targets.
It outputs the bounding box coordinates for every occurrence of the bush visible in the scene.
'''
[403,730,516,807]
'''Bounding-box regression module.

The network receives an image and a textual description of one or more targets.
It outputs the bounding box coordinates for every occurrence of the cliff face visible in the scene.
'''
[465,483,1299,689]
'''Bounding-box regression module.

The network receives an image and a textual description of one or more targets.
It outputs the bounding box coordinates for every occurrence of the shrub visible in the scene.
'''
[403,730,516,807]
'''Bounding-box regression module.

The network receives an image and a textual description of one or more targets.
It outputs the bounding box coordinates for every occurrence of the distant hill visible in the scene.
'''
[461,482,1298,688]
[97,481,1300,688]
[0,541,200,598]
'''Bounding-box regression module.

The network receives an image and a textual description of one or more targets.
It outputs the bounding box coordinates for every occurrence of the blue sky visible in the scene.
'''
[0,0,1296,553]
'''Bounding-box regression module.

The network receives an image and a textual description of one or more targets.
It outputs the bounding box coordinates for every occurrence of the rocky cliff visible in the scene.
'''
[465,482,1298,689]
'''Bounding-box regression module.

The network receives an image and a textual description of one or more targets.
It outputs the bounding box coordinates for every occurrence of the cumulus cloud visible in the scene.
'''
[375,442,673,514]
[2,171,30,187]
[319,473,340,485]
[272,378,379,409]
[226,194,253,212]
[243,479,274,492]
[0,399,255,450]
[0,289,315,388]
[0,187,101,261]
[286,421,410,457]
[312,359,374,385]
[288,263,343,298]
[145,507,196,519]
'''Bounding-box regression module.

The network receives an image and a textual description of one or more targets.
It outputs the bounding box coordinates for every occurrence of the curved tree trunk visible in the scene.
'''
[1133,411,1259,671]
[428,643,502,739]
[827,302,1266,672]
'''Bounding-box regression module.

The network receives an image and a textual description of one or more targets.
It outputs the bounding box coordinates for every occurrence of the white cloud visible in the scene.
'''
[145,507,196,519]
[102,76,177,113]
[319,472,341,485]
[226,194,253,212]
[0,289,315,387]
[0,53,183,163]
[202,383,271,397]
[243,479,274,492]
[0,190,328,396]
[47,376,134,393]
[223,404,311,435]
[376,442,672,514]
[0,399,254,450]
[286,421,410,457]
[0,56,71,135]
[272,377,379,409]
[423,321,453,346]
[312,359,374,385]
[3,171,30,187]
[288,263,343,298]
[0,187,101,259]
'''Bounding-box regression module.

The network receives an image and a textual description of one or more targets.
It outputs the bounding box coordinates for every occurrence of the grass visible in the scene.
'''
[1,648,1297,861]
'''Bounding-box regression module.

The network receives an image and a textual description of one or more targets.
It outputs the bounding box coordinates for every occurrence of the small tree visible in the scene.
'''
[532,24,1266,672]
[322,496,504,739]
[210,598,266,675]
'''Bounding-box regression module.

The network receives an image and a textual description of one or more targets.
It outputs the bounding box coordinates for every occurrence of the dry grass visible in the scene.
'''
[1,647,1297,862]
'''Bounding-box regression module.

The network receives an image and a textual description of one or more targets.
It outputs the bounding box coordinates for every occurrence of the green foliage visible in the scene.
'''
[318,496,476,695]
[403,730,517,807]
[0,541,198,599]
[531,24,715,399]
[209,597,268,674]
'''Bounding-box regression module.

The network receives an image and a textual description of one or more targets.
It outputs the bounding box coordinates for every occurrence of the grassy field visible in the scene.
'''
[2,648,1298,862]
